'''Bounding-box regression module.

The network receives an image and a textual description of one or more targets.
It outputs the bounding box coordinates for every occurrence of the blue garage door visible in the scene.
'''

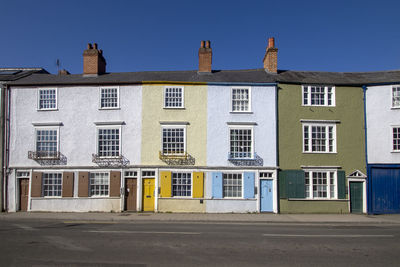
[370,167,400,214]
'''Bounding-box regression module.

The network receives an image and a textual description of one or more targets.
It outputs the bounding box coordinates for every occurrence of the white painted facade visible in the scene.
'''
[366,85,400,163]
[7,84,142,212]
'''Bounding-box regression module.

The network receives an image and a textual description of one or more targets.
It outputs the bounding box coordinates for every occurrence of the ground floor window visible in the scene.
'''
[393,127,400,152]
[42,173,62,197]
[305,170,336,199]
[172,172,192,197]
[223,173,242,197]
[90,172,109,196]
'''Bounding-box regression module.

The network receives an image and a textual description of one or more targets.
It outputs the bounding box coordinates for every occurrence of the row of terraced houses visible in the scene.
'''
[1,38,399,214]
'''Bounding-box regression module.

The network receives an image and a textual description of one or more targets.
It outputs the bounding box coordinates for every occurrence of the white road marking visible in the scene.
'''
[262,234,394,238]
[13,224,37,231]
[86,230,200,235]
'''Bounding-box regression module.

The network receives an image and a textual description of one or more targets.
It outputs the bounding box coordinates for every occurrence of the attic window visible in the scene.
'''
[302,85,335,107]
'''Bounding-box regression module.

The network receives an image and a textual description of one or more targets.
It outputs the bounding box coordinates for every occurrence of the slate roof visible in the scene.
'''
[0,68,48,82]
[7,68,400,86]
[9,69,277,86]
[277,70,400,85]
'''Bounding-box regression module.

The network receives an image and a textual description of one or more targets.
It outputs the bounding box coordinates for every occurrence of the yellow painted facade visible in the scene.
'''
[140,84,207,165]
[158,199,206,213]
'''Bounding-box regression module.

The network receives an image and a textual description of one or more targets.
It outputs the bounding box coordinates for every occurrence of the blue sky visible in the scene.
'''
[1,0,399,74]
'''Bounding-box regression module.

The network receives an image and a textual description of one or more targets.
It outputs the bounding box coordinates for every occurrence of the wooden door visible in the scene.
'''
[350,182,363,213]
[19,179,29,211]
[142,178,155,211]
[124,178,137,211]
[260,179,273,212]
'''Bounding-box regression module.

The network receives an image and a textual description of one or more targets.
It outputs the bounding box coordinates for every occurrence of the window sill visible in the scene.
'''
[391,107,400,110]
[37,109,58,112]
[230,111,253,114]
[287,198,348,201]
[391,151,400,153]
[302,152,337,154]
[99,107,120,110]
[301,105,336,108]
[163,107,185,110]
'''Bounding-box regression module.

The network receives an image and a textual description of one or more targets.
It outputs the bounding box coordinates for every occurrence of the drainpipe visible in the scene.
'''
[362,85,369,214]
[3,84,11,212]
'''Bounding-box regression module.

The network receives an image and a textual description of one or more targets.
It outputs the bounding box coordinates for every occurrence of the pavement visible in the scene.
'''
[1,211,400,224]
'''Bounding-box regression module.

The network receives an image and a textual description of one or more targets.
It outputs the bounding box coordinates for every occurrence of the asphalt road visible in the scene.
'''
[0,219,399,266]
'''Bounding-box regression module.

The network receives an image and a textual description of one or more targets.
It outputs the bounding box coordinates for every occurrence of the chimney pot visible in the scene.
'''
[93,43,98,49]
[268,37,275,49]
[201,40,205,48]
[87,43,92,49]
[206,40,211,48]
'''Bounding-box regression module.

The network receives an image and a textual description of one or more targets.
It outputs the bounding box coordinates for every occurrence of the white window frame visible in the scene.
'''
[161,125,187,156]
[164,86,184,109]
[42,172,63,198]
[37,88,58,110]
[34,126,60,158]
[99,86,120,109]
[302,85,335,107]
[392,86,400,109]
[304,170,337,200]
[392,126,400,152]
[231,87,251,112]
[302,122,336,153]
[222,172,243,198]
[96,126,122,158]
[229,125,254,159]
[171,172,192,197]
[89,172,110,197]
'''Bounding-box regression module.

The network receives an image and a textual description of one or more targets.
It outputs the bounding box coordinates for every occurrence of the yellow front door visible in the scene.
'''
[142,178,155,211]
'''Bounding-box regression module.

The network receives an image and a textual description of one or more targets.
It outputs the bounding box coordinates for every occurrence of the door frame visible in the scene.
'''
[16,171,31,212]
[260,179,274,213]
[347,170,367,214]
[140,169,157,212]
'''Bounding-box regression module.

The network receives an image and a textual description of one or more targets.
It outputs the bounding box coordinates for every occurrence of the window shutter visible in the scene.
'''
[280,170,305,198]
[109,171,121,197]
[243,172,255,199]
[31,172,42,197]
[337,170,346,199]
[160,171,171,197]
[192,172,204,198]
[212,172,223,198]
[78,172,89,197]
[62,172,74,197]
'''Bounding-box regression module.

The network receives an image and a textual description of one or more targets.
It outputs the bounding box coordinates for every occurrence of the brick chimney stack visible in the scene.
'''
[198,40,212,73]
[83,43,106,75]
[263,37,278,73]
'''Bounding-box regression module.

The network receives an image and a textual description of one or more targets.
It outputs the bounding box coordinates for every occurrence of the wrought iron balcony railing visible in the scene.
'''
[28,151,60,160]
[159,151,188,160]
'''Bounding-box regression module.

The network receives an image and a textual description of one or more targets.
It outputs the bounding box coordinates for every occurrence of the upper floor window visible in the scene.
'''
[172,172,192,197]
[229,127,253,159]
[392,86,400,108]
[393,127,400,152]
[100,87,119,109]
[38,89,57,110]
[231,87,251,112]
[42,173,62,197]
[90,172,109,197]
[97,127,120,157]
[302,85,335,106]
[303,122,336,153]
[223,173,242,198]
[35,128,59,158]
[161,126,186,156]
[164,86,184,108]
[305,170,337,199]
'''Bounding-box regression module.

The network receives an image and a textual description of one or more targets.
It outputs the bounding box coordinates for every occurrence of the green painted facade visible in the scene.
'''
[278,84,366,213]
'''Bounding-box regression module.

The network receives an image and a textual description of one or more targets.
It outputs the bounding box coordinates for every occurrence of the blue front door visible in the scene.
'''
[260,179,273,212]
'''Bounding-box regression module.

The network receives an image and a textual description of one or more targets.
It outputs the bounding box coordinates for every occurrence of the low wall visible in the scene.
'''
[279,199,349,214]
[205,199,257,213]
[158,199,206,213]
[30,198,121,212]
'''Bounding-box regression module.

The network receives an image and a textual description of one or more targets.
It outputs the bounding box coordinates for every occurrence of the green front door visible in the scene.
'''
[350,182,363,213]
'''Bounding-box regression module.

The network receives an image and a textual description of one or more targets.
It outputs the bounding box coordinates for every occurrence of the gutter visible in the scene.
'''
[207,82,277,86]
[362,85,369,214]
